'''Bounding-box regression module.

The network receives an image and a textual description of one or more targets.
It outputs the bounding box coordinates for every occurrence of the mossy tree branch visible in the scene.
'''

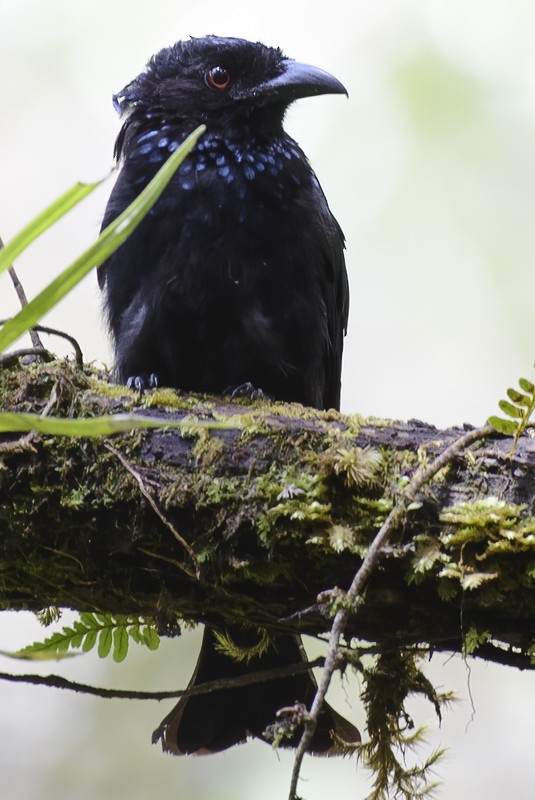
[1,359,534,668]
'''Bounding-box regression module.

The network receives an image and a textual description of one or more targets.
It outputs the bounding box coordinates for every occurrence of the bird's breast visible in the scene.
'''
[121,127,319,297]
[126,128,309,219]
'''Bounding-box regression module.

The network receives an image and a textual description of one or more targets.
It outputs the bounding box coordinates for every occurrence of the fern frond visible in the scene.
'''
[11,613,161,663]
[488,367,535,456]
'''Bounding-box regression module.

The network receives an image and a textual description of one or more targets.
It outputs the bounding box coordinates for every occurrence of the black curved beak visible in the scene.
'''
[235,59,348,105]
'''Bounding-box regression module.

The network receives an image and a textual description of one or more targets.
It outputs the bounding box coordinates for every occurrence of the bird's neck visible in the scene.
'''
[117,102,290,160]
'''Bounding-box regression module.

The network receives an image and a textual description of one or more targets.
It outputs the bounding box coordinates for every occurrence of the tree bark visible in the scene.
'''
[1,359,534,668]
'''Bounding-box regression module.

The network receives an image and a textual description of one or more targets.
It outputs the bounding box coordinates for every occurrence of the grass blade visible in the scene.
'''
[0,124,206,352]
[0,181,103,276]
[0,412,177,437]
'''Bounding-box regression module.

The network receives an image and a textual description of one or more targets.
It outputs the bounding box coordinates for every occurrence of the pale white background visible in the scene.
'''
[1,1,534,798]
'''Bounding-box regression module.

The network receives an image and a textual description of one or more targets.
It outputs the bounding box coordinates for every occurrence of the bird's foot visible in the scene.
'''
[126,373,159,395]
[226,381,272,402]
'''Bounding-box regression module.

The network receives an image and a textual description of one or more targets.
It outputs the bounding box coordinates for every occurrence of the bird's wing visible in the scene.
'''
[307,181,349,411]
[96,169,131,291]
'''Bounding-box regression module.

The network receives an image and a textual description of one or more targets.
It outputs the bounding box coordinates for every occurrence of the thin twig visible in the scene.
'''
[0,656,324,701]
[0,231,44,350]
[0,348,55,368]
[29,324,84,368]
[288,424,495,800]
[104,442,198,578]
[7,268,45,350]
[0,318,83,368]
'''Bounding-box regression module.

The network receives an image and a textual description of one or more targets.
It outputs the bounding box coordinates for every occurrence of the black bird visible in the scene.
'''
[99,36,355,755]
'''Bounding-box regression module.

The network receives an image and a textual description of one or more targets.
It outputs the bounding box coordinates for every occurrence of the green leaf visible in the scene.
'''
[10,630,79,660]
[79,612,98,627]
[506,388,531,407]
[6,647,76,661]
[0,412,174,436]
[519,377,535,394]
[98,627,112,659]
[498,399,524,419]
[70,630,84,648]
[0,410,232,438]
[82,627,98,653]
[113,626,129,663]
[0,181,103,276]
[0,124,205,352]
[128,624,143,644]
[142,626,160,651]
[487,416,518,435]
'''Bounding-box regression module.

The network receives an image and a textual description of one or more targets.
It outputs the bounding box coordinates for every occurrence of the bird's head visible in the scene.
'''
[113,36,347,132]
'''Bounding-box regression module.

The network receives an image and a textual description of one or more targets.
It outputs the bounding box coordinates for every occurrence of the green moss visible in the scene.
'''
[203,476,243,506]
[409,497,535,613]
[330,446,383,488]
[342,413,364,437]
[463,626,492,655]
[192,431,225,466]
[440,497,535,554]
[86,374,132,401]
[142,386,207,411]
[360,650,450,800]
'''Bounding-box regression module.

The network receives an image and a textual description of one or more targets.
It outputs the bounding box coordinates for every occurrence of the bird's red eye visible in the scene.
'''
[206,66,231,90]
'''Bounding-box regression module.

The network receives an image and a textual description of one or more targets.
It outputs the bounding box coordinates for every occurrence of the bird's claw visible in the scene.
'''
[126,373,159,395]
[227,381,272,402]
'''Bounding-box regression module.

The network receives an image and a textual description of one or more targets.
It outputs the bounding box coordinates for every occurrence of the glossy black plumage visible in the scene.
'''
[99,36,354,755]
[99,35,348,408]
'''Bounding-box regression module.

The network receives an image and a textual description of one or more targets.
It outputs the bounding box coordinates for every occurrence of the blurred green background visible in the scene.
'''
[1,1,534,798]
